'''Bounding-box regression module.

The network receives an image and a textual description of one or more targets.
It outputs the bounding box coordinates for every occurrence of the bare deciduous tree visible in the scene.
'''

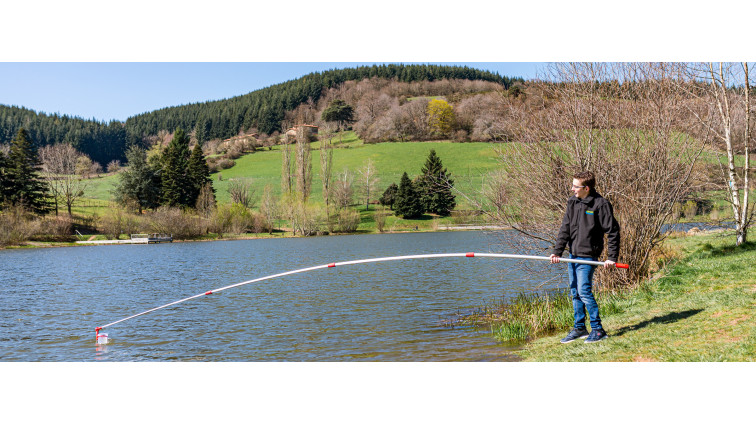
[280,192,324,236]
[295,126,313,200]
[195,182,216,219]
[75,155,94,178]
[395,99,430,141]
[39,143,89,217]
[319,122,336,218]
[374,206,388,233]
[481,62,704,287]
[107,160,121,173]
[281,132,294,195]
[260,184,279,234]
[285,97,319,126]
[357,158,379,210]
[227,178,256,208]
[332,168,354,210]
[354,92,398,141]
[680,62,754,245]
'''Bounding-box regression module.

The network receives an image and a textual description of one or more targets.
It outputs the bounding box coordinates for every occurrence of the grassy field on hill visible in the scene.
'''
[81,133,505,211]
[213,139,501,206]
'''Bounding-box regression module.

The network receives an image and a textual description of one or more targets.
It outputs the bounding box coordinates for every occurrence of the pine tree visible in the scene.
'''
[115,146,161,213]
[0,148,7,209]
[393,172,423,219]
[321,99,355,130]
[5,128,50,214]
[379,182,398,210]
[187,142,214,208]
[416,149,456,216]
[161,128,192,207]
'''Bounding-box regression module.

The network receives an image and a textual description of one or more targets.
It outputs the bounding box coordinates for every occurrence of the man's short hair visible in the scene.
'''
[574,171,595,190]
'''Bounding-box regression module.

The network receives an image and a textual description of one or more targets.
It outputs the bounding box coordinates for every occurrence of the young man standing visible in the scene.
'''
[550,171,620,344]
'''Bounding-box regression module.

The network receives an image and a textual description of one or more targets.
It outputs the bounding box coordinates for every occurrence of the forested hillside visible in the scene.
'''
[0,64,523,166]
[0,106,134,166]
[125,64,520,140]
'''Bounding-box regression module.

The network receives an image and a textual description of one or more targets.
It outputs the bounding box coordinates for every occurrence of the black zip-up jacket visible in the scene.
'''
[552,191,620,262]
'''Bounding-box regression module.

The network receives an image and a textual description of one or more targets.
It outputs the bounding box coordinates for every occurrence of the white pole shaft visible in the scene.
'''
[96,253,623,332]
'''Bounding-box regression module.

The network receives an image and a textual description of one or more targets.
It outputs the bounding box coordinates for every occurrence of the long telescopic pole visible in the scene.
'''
[94,252,628,342]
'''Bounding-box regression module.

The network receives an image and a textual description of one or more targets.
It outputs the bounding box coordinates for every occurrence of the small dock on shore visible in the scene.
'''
[76,234,173,245]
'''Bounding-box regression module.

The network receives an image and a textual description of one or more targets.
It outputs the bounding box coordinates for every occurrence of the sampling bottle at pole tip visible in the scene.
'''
[95,327,108,345]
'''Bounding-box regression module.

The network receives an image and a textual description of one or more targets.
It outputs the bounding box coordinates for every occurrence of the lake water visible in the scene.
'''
[0,231,567,362]
[662,221,734,233]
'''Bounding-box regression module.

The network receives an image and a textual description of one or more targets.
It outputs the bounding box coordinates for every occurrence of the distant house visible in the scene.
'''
[222,133,259,144]
[285,124,319,143]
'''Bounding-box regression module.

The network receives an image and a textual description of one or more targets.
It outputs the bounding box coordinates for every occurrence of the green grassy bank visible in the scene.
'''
[501,230,756,361]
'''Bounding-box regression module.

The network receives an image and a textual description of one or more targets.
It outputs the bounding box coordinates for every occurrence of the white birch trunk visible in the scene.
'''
[710,63,748,245]
[740,63,752,245]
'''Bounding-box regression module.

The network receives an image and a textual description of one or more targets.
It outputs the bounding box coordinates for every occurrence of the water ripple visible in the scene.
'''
[0,231,558,361]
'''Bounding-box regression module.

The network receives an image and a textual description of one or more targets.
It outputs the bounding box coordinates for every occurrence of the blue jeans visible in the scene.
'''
[568,254,602,330]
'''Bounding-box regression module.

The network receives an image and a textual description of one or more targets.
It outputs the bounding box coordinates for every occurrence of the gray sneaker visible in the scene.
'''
[585,328,608,343]
[560,328,589,344]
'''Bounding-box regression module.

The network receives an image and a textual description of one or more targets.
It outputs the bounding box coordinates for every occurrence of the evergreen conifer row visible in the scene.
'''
[0,106,132,166]
[416,149,456,216]
[387,150,456,219]
[115,128,215,212]
[393,172,424,219]
[114,146,161,213]
[0,126,215,216]
[0,128,50,214]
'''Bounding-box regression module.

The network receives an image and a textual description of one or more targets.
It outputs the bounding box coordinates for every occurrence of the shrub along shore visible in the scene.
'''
[469,229,756,361]
[0,204,492,250]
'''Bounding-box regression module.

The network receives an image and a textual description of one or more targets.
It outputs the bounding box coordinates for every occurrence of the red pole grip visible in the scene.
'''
[616,263,629,269]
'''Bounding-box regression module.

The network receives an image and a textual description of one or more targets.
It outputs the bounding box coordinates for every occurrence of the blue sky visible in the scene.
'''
[0,62,542,122]
[2,2,748,124]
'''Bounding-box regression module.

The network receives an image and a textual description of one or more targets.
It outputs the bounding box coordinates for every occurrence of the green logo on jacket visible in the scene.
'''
[586,210,594,215]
